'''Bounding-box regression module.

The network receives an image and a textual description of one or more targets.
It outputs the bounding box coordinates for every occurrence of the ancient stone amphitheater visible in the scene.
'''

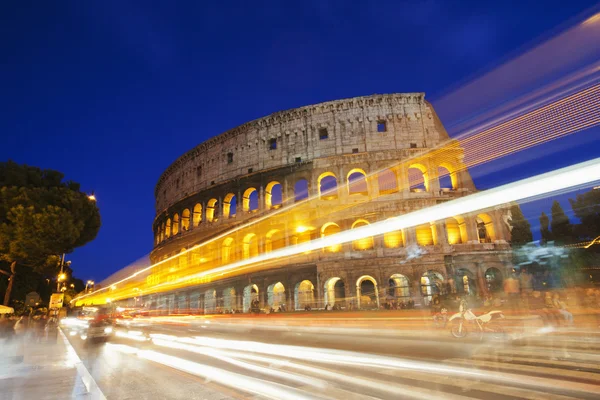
[149,93,512,314]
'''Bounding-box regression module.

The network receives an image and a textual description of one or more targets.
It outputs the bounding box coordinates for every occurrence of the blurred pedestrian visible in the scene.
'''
[504,273,521,310]
[553,293,573,326]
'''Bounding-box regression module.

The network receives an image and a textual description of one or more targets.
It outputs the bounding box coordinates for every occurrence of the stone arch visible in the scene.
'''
[389,274,410,299]
[294,179,309,202]
[455,268,476,295]
[476,213,496,242]
[408,163,428,192]
[243,284,259,312]
[165,218,172,238]
[265,181,283,209]
[222,287,237,311]
[384,218,404,248]
[324,277,345,308]
[265,229,285,252]
[204,288,216,314]
[294,280,315,310]
[181,209,191,232]
[416,223,434,246]
[160,223,165,242]
[172,213,180,235]
[318,172,338,200]
[223,193,237,218]
[243,187,258,212]
[267,282,286,308]
[421,270,445,305]
[347,168,368,196]
[243,233,259,259]
[356,275,380,309]
[321,222,341,253]
[351,219,374,250]
[221,237,235,264]
[438,162,458,190]
[193,203,202,226]
[206,198,218,222]
[485,267,504,293]
[378,168,398,194]
[446,216,467,245]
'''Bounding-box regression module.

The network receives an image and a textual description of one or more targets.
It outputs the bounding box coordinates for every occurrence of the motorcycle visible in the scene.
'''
[449,300,505,339]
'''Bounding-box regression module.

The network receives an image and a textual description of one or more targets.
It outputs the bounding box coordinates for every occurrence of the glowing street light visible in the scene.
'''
[88,194,96,201]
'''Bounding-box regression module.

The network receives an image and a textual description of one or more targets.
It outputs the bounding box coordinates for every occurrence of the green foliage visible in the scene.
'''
[509,204,533,246]
[550,201,574,245]
[569,189,600,240]
[540,212,552,244]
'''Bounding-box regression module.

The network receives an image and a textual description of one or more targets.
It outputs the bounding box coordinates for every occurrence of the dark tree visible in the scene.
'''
[509,204,533,246]
[550,201,574,245]
[569,189,600,241]
[540,212,552,244]
[0,161,101,305]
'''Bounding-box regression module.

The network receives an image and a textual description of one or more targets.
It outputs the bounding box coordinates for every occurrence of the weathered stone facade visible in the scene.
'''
[148,93,512,314]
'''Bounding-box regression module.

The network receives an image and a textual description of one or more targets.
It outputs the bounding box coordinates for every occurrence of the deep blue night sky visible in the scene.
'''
[1,1,599,282]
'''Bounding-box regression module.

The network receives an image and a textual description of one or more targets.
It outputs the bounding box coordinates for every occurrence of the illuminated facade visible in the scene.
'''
[111,94,514,312]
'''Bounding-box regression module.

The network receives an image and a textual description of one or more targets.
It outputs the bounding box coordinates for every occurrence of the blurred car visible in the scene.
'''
[61,306,114,342]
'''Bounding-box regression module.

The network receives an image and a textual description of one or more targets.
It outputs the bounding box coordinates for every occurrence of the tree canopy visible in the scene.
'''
[509,204,533,246]
[540,211,552,244]
[569,189,600,241]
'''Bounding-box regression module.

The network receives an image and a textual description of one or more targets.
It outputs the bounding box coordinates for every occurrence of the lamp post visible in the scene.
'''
[85,280,94,293]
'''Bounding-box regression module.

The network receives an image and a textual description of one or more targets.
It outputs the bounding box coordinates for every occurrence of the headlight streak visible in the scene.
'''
[115,330,148,342]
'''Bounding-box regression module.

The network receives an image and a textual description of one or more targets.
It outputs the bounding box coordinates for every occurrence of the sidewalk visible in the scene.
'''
[0,327,104,400]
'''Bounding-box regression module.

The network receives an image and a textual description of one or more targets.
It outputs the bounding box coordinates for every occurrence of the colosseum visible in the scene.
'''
[145,93,513,314]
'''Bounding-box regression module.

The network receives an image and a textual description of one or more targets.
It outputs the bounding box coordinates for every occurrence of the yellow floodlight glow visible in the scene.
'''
[296,226,310,233]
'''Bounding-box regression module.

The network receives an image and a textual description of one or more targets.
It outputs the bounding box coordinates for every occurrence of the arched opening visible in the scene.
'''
[378,168,398,194]
[318,172,338,200]
[476,213,496,243]
[294,280,315,310]
[265,181,283,209]
[294,179,309,202]
[243,284,259,312]
[243,188,258,212]
[321,222,341,253]
[267,282,285,308]
[389,274,410,299]
[266,229,285,252]
[172,213,180,235]
[223,287,237,311]
[221,237,235,264]
[421,270,444,305]
[160,223,165,242]
[352,219,374,250]
[455,268,476,295]
[324,277,345,308]
[438,164,457,191]
[165,218,172,238]
[445,217,466,245]
[243,233,259,259]
[384,218,404,248]
[485,267,504,293]
[206,198,218,222]
[155,232,160,245]
[193,203,202,226]
[416,223,434,246]
[408,164,428,192]
[181,209,190,232]
[204,289,216,314]
[347,169,368,196]
[357,275,380,309]
[223,193,237,218]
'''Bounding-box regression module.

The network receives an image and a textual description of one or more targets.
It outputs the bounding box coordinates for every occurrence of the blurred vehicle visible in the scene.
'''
[449,299,504,339]
[61,306,114,342]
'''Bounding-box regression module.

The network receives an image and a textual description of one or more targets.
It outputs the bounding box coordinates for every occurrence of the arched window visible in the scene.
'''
[294,179,309,202]
[438,164,456,190]
[181,209,190,231]
[421,270,444,305]
[221,237,234,264]
[243,233,258,259]
[408,163,428,192]
[356,275,379,309]
[206,199,218,222]
[321,222,341,253]
[485,267,504,293]
[243,188,258,212]
[265,181,282,209]
[165,218,172,238]
[445,217,465,245]
[416,223,434,246]
[223,193,236,218]
[295,280,315,310]
[389,274,410,298]
[476,213,496,243]
[324,277,345,308]
[172,213,180,235]
[243,284,259,312]
[160,223,165,242]
[347,169,368,196]
[351,219,374,250]
[193,203,202,226]
[267,282,286,308]
[384,218,404,248]
[266,229,284,252]
[455,269,476,295]
[318,172,338,200]
[378,168,398,194]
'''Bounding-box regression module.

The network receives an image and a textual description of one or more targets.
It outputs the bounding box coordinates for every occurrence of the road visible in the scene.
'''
[62,313,600,400]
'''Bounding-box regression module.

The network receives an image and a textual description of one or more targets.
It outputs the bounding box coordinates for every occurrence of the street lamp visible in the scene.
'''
[88,192,96,201]
[85,280,94,293]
